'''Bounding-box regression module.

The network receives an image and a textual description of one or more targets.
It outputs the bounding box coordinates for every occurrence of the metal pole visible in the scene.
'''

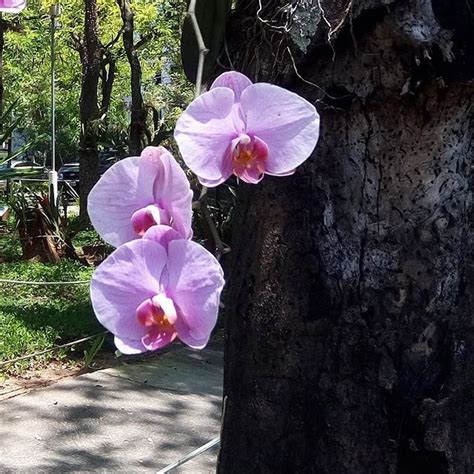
[51,7,55,172]
[49,4,61,205]
[156,437,220,473]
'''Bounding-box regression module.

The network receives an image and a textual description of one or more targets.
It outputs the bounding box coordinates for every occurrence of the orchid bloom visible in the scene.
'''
[0,0,26,13]
[174,71,320,186]
[88,146,193,247]
[91,225,225,354]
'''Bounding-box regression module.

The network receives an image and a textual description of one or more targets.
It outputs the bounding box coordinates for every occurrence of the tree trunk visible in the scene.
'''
[100,51,116,120]
[0,15,4,118]
[78,0,102,222]
[219,0,473,472]
[116,0,147,156]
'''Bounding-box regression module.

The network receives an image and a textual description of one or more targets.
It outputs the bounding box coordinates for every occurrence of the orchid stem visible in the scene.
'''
[200,200,231,260]
[187,0,209,99]
[193,191,231,260]
[187,0,229,260]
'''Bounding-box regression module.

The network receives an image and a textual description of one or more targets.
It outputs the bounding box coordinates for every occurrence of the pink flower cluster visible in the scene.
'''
[88,147,224,353]
[89,72,319,354]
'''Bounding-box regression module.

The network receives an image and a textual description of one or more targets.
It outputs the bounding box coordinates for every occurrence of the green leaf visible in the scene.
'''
[84,334,105,368]
[4,140,37,164]
[0,115,24,149]
[180,0,232,84]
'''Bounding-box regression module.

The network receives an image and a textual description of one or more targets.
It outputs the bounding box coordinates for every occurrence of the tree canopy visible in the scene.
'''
[2,0,191,165]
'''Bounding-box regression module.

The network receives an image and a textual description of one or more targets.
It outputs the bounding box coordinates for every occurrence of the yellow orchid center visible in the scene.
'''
[232,134,268,182]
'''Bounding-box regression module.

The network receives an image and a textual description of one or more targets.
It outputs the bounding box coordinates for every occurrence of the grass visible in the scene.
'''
[0,260,102,375]
[0,204,107,376]
[0,217,22,262]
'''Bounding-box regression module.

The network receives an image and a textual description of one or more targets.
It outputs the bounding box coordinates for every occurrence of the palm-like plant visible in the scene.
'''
[0,101,76,262]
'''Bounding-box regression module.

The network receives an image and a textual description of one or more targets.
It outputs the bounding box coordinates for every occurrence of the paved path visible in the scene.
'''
[0,339,223,473]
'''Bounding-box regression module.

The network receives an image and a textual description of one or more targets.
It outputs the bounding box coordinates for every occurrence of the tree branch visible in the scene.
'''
[103,25,124,51]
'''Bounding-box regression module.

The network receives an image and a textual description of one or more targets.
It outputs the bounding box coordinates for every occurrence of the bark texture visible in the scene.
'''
[219,0,473,472]
[116,0,147,156]
[77,0,102,221]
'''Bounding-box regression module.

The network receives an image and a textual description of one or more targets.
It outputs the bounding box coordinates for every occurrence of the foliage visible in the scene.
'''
[2,0,192,165]
[0,211,22,261]
[5,180,74,261]
[0,99,43,177]
[83,333,105,368]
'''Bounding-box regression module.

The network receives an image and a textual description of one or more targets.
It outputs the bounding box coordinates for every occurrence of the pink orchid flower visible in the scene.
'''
[174,71,320,186]
[0,0,26,13]
[91,225,225,354]
[88,146,193,247]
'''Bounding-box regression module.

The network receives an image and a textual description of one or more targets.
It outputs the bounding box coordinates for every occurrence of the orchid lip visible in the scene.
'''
[131,204,170,237]
[136,294,178,350]
[231,134,269,181]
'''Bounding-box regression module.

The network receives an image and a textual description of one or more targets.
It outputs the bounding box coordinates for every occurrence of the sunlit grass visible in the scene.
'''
[0,260,102,375]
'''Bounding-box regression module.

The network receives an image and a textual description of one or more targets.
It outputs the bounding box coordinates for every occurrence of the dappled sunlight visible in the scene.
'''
[0,343,223,471]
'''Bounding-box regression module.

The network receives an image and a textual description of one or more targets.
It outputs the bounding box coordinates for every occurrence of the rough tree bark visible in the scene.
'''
[219,0,473,472]
[77,0,102,221]
[116,0,147,156]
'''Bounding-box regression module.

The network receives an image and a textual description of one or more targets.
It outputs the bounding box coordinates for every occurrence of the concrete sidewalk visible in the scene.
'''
[0,340,223,473]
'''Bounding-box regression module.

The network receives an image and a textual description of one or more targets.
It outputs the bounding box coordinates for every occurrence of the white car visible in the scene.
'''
[0,160,48,190]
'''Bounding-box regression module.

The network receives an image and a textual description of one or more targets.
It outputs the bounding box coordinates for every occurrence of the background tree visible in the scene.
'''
[218,0,473,472]
[74,0,102,221]
[116,0,146,155]
[4,0,84,164]
[0,15,5,116]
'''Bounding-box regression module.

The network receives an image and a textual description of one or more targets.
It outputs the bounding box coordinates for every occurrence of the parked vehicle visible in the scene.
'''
[0,160,48,191]
[0,159,47,174]
[58,162,79,182]
[58,150,119,198]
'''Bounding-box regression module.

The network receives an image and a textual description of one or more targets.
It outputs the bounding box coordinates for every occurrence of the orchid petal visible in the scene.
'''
[210,71,253,102]
[142,326,177,351]
[174,87,238,184]
[0,0,26,13]
[88,156,153,247]
[90,239,168,348]
[265,168,296,177]
[241,83,320,174]
[143,225,182,251]
[238,167,265,184]
[166,240,225,348]
[114,336,147,355]
[198,174,232,187]
[197,148,233,187]
[141,146,194,239]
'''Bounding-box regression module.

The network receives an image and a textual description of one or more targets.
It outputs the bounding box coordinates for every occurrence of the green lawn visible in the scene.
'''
[0,260,102,374]
[0,209,107,375]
